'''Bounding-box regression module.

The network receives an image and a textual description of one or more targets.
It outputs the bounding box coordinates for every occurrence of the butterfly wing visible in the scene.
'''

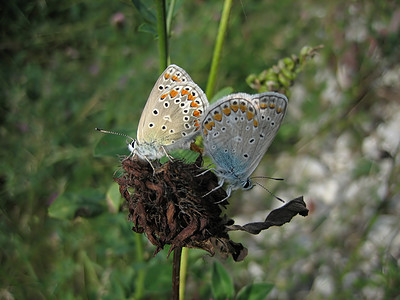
[137,65,208,149]
[246,92,288,171]
[201,93,263,188]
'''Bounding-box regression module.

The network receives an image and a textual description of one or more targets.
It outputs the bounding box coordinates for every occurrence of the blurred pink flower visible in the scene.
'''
[111,12,125,28]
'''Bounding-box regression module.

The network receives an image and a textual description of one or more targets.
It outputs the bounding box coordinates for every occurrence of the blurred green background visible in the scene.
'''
[1,0,399,299]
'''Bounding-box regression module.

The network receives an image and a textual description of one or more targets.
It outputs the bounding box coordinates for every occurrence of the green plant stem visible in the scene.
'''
[156,0,168,71]
[172,247,183,300]
[178,3,232,297]
[134,233,145,299]
[179,247,189,300]
[205,0,233,100]
[166,0,177,38]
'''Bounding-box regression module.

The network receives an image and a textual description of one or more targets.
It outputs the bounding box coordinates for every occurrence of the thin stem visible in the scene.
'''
[205,0,233,100]
[172,247,183,300]
[166,0,177,38]
[156,0,168,71]
[179,247,189,300]
[177,3,233,298]
[134,233,145,299]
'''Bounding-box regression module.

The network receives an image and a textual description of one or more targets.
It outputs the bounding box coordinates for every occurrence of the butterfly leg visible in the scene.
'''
[143,156,156,174]
[214,186,231,204]
[161,146,174,161]
[202,178,225,198]
[195,165,215,177]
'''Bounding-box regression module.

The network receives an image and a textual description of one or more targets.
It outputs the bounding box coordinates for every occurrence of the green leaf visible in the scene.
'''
[236,283,274,300]
[159,149,200,164]
[138,22,157,35]
[106,183,123,214]
[210,86,234,103]
[131,0,157,23]
[48,189,107,220]
[211,261,234,300]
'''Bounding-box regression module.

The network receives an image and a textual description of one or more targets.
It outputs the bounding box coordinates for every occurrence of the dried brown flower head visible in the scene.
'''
[114,154,308,262]
[115,155,248,261]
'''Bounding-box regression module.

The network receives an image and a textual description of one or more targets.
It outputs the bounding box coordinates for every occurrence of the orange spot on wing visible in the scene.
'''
[170,90,178,98]
[205,121,215,130]
[213,112,222,121]
[164,73,171,79]
[172,75,179,81]
[188,93,197,101]
[269,103,276,109]
[190,101,200,108]
[194,120,200,127]
[193,110,200,117]
[222,106,231,116]
[276,107,283,113]
[260,103,268,109]
[161,93,168,100]
[181,89,189,96]
[246,111,254,120]
[231,104,239,112]
[240,103,247,112]
[253,119,258,127]
[203,128,208,135]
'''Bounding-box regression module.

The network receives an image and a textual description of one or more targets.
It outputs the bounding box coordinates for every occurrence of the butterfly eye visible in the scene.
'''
[242,179,252,189]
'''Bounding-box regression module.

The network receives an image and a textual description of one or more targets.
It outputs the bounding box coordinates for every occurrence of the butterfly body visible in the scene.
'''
[201,92,288,197]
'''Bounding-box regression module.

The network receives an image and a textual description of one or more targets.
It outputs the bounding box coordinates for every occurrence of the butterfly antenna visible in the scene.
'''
[253,181,285,203]
[251,175,284,181]
[95,128,135,142]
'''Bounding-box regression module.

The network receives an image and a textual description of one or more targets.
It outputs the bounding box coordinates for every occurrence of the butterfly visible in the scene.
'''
[200,92,288,198]
[97,64,208,164]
